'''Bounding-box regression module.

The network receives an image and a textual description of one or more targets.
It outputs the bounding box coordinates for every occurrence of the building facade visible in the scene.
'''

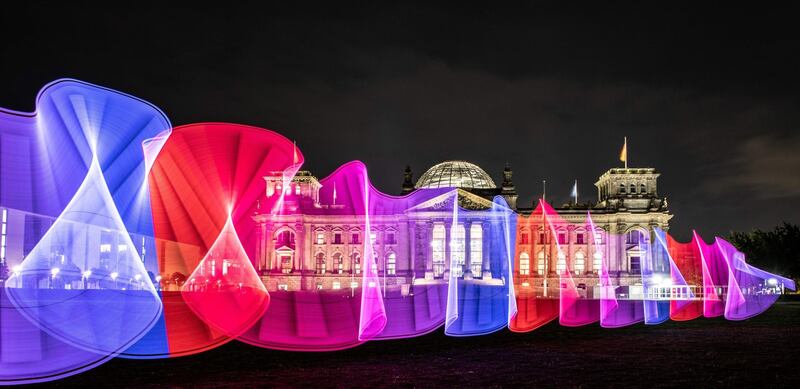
[253,161,672,296]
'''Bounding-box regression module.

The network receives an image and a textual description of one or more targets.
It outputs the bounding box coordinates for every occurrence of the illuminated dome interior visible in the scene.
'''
[415,161,497,189]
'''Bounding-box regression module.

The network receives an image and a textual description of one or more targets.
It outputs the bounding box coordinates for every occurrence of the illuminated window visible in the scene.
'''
[278,284,289,291]
[280,255,292,273]
[630,256,641,274]
[452,224,465,277]
[315,253,325,274]
[370,232,377,245]
[556,251,566,274]
[386,253,396,275]
[537,251,545,275]
[593,251,602,273]
[333,252,344,274]
[295,185,301,195]
[575,252,585,274]
[100,244,112,253]
[432,224,445,278]
[332,281,341,290]
[470,224,483,277]
[316,232,325,245]
[519,253,530,275]
[351,252,361,274]
[594,230,603,245]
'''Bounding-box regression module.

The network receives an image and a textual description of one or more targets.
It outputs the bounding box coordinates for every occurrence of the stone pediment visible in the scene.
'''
[275,245,295,253]
[405,189,494,213]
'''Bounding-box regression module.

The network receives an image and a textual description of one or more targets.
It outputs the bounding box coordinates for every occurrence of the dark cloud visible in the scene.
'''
[704,134,800,199]
[1,2,799,240]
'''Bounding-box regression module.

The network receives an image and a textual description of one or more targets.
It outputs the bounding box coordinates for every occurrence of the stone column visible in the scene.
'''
[295,222,305,272]
[444,220,452,277]
[263,222,272,272]
[485,221,495,275]
[254,222,262,272]
[464,220,468,277]
[425,222,434,274]
[567,225,574,273]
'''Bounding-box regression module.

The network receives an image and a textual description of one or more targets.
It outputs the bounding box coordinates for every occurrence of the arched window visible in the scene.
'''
[619,183,626,194]
[575,252,585,274]
[556,251,567,274]
[593,251,602,273]
[470,224,483,277]
[537,251,545,275]
[333,252,344,274]
[432,224,446,278]
[315,253,325,274]
[519,253,530,275]
[626,230,644,245]
[386,253,396,275]
[351,252,361,274]
[276,230,295,249]
[640,183,647,194]
[452,224,466,277]
[630,183,636,194]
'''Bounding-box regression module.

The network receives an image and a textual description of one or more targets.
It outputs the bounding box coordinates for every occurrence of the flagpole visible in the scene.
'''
[574,179,578,205]
[543,180,547,203]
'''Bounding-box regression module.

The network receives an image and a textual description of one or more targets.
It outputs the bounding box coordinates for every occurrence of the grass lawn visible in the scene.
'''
[54,296,800,388]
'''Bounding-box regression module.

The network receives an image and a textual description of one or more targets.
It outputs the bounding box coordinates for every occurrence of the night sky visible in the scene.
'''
[2,3,799,240]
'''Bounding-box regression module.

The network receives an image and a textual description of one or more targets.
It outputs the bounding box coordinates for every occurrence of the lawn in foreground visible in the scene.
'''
[57,298,800,387]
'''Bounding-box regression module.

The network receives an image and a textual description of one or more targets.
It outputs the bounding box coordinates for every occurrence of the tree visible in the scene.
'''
[170,271,187,286]
[728,222,800,279]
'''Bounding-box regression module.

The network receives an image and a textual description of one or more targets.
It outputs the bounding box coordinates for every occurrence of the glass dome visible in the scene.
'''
[415,161,497,189]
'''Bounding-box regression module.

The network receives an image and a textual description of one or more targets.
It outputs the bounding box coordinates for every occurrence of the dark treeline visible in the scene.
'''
[729,222,800,280]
